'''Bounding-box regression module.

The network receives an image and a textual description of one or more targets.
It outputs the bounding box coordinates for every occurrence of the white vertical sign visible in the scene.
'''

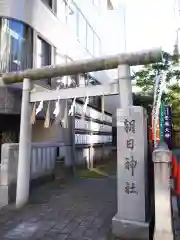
[116,106,148,222]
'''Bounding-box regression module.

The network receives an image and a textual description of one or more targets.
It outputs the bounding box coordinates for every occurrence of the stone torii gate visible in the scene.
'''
[1,48,162,240]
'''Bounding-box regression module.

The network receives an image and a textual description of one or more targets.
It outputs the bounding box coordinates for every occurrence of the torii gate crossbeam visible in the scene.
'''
[31,83,121,102]
[1,48,162,84]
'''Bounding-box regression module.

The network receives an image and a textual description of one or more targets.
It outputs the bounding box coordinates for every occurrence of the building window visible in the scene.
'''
[86,75,101,109]
[55,51,76,88]
[93,0,100,7]
[79,74,86,87]
[0,18,33,73]
[55,49,66,65]
[37,36,51,85]
[37,37,51,68]
[57,0,66,24]
[66,57,77,87]
[59,1,101,57]
[107,0,113,10]
[87,25,94,55]
[67,2,78,38]
[42,0,53,8]
[78,12,87,48]
[94,35,101,57]
[55,48,67,87]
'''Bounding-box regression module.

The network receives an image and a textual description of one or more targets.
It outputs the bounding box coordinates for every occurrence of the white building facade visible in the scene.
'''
[0,0,126,160]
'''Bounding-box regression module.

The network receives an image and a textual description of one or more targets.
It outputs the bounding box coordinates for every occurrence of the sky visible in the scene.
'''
[116,0,177,53]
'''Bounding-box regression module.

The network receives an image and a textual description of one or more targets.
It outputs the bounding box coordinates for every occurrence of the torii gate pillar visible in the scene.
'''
[112,65,133,146]
[112,65,150,239]
[16,78,32,208]
[117,64,133,107]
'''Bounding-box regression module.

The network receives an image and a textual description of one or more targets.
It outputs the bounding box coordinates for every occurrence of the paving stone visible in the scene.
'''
[44,228,61,238]
[54,222,69,231]
[60,221,80,234]
[93,218,104,227]
[67,237,93,240]
[70,226,87,238]
[0,178,116,240]
[67,239,89,240]
[33,229,46,239]
[60,213,75,224]
[35,237,52,240]
[28,217,40,223]
[57,234,69,240]
[4,222,40,239]
[79,221,92,228]
[96,236,107,240]
[73,217,84,223]
[39,221,56,231]
[83,228,100,238]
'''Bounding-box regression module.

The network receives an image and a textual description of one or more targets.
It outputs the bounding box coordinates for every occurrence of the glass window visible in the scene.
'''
[37,37,51,68]
[66,57,74,87]
[55,53,74,88]
[57,0,66,24]
[36,36,51,85]
[0,18,33,73]
[94,35,100,57]
[93,0,100,7]
[55,49,66,65]
[55,49,67,87]
[79,74,85,87]
[42,0,52,8]
[67,57,72,63]
[78,12,87,48]
[65,57,73,86]
[87,25,94,55]
[67,3,78,38]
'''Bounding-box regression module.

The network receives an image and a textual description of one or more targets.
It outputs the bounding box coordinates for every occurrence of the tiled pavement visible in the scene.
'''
[0,177,116,240]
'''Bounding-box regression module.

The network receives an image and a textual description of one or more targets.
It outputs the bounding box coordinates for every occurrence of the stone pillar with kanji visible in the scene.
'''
[112,106,150,240]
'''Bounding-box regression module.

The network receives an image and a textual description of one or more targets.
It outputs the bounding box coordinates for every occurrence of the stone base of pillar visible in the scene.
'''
[112,214,150,240]
[153,231,173,240]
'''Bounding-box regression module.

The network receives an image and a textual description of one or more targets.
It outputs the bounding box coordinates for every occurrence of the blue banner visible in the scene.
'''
[159,103,165,141]
[164,105,172,149]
